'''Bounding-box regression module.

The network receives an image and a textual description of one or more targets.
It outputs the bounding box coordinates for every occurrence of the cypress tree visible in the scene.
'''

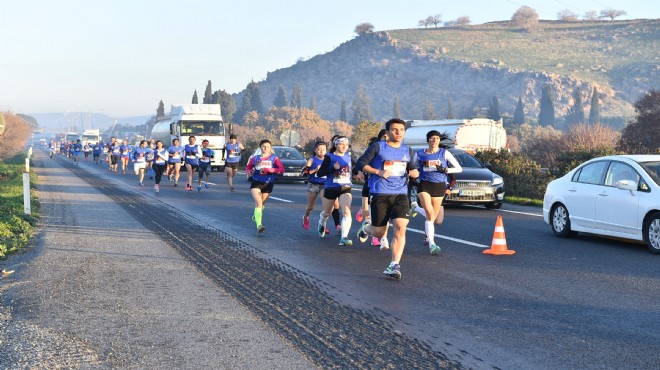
[203,80,213,104]
[247,81,264,114]
[513,96,525,125]
[589,87,600,124]
[192,90,199,104]
[566,87,585,125]
[393,95,401,118]
[309,95,316,111]
[423,98,437,120]
[351,84,374,124]
[538,85,555,127]
[273,85,289,107]
[291,85,303,109]
[340,96,348,122]
[214,90,236,123]
[488,96,501,120]
[447,98,455,119]
[156,100,165,117]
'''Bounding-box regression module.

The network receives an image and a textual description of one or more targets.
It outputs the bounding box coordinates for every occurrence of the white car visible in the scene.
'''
[543,155,660,254]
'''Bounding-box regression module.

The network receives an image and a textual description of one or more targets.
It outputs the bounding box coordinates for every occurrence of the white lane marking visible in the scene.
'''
[498,209,543,217]
[405,226,490,249]
[268,196,293,203]
[202,181,218,185]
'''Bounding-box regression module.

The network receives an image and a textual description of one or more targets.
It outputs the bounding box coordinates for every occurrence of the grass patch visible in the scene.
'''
[0,152,38,258]
[504,196,543,207]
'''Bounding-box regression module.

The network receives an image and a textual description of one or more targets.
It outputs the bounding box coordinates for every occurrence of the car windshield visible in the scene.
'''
[451,151,483,168]
[180,121,223,135]
[274,147,304,160]
[639,161,660,186]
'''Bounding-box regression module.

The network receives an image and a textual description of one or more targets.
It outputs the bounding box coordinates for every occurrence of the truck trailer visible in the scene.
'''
[403,118,507,152]
[150,104,230,172]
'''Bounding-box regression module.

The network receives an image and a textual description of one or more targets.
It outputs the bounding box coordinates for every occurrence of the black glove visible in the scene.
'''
[436,164,447,173]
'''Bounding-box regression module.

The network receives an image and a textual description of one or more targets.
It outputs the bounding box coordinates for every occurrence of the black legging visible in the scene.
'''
[153,163,167,185]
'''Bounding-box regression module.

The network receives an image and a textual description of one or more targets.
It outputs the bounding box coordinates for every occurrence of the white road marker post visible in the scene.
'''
[23,171,31,215]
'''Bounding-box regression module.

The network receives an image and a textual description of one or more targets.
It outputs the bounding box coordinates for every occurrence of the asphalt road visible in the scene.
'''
[47,152,660,369]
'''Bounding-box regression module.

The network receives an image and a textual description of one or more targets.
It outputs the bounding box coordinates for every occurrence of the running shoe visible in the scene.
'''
[409,201,418,218]
[325,228,330,235]
[379,237,390,251]
[423,236,429,246]
[370,237,381,247]
[204,183,209,189]
[154,184,159,193]
[355,209,363,222]
[230,186,235,192]
[139,182,144,187]
[429,243,441,255]
[383,263,401,279]
[336,225,342,235]
[197,185,202,192]
[302,216,310,230]
[168,174,173,182]
[174,181,178,187]
[258,225,266,233]
[339,238,353,246]
[186,184,192,191]
[149,176,153,180]
[317,220,326,238]
[357,222,369,243]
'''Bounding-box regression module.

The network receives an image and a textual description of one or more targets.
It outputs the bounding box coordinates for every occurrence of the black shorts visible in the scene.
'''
[93,154,100,159]
[418,180,447,198]
[226,162,239,170]
[250,181,274,194]
[323,186,352,200]
[186,163,199,171]
[110,155,119,165]
[198,163,211,176]
[370,194,410,227]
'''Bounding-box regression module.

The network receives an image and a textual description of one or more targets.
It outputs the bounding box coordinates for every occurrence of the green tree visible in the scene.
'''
[156,100,165,117]
[191,90,199,104]
[340,96,348,122]
[309,95,316,111]
[447,98,455,119]
[291,84,303,109]
[350,84,374,124]
[589,87,600,124]
[618,90,660,153]
[213,90,236,123]
[539,85,555,127]
[513,97,525,125]
[273,85,289,108]
[248,81,264,114]
[488,96,501,120]
[351,120,383,153]
[565,87,585,125]
[393,95,400,118]
[203,80,213,104]
[423,98,437,120]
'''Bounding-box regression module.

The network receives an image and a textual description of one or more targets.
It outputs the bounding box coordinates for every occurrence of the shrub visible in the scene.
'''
[476,149,554,200]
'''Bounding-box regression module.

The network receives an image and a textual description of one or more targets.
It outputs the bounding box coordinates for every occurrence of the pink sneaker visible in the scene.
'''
[356,209,363,222]
[302,216,310,230]
[370,236,381,246]
[325,228,330,235]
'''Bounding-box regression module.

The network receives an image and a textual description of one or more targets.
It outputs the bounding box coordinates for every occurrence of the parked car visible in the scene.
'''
[443,148,505,209]
[543,155,660,254]
[246,146,308,182]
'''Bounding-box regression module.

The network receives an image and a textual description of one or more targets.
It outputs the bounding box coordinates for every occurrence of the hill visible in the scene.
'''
[242,19,659,127]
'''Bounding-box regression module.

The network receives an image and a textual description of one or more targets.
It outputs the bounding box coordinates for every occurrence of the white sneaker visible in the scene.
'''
[379,237,390,251]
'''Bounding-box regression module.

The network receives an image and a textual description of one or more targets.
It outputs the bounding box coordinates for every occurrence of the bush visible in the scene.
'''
[550,147,620,178]
[475,150,554,200]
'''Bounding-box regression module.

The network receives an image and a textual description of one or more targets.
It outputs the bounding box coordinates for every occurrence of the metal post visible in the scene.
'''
[25,158,30,172]
[23,172,31,215]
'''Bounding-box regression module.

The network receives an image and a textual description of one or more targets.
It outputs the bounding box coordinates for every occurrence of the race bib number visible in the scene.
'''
[423,160,441,172]
[383,160,407,176]
[172,151,180,158]
[229,149,240,158]
[333,166,351,185]
[256,160,272,171]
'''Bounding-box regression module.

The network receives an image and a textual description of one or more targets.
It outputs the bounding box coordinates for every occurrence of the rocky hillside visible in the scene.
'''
[240,19,659,125]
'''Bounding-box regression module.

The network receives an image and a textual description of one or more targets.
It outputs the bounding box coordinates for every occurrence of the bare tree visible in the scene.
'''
[444,20,457,27]
[557,9,578,22]
[354,22,374,35]
[599,8,627,21]
[456,15,471,27]
[429,14,442,27]
[511,6,539,31]
[418,18,430,28]
[583,10,599,21]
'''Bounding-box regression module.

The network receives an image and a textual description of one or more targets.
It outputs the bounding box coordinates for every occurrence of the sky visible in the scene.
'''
[1,0,657,119]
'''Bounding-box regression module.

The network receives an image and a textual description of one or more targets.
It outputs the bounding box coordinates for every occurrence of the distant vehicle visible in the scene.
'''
[81,129,101,146]
[151,104,230,172]
[404,118,507,153]
[246,146,308,182]
[442,148,505,209]
[543,154,660,254]
[64,132,80,143]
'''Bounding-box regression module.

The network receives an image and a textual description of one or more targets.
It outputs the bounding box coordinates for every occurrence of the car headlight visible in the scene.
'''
[492,176,503,186]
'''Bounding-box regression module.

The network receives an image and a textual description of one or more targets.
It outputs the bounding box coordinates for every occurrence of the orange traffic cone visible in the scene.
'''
[483,215,515,255]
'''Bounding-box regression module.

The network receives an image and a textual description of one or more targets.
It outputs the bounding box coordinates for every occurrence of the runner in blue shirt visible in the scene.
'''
[183,136,202,191]
[132,140,151,186]
[72,140,83,165]
[152,140,169,193]
[120,139,131,174]
[224,134,244,192]
[92,142,103,164]
[302,141,327,230]
[165,138,184,187]
[197,139,215,191]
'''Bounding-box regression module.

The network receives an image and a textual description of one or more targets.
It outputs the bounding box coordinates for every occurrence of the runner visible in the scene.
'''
[183,136,202,191]
[132,140,151,186]
[72,139,83,165]
[165,138,184,187]
[224,134,244,192]
[108,137,121,172]
[356,118,419,279]
[410,130,462,254]
[197,139,215,191]
[145,141,155,180]
[92,141,102,164]
[152,140,169,193]
[356,129,390,250]
[316,136,356,246]
[302,141,327,230]
[48,140,56,158]
[83,142,92,160]
[245,139,284,233]
[120,139,131,174]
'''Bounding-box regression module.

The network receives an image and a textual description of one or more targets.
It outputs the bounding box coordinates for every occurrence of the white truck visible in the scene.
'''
[81,129,101,146]
[150,104,230,171]
[64,132,80,143]
[403,118,507,152]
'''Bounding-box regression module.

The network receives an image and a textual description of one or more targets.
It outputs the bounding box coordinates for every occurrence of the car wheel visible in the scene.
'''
[550,203,577,237]
[485,202,502,210]
[644,213,660,254]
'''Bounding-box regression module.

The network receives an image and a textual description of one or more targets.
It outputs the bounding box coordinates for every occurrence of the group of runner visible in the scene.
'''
[245,118,462,279]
